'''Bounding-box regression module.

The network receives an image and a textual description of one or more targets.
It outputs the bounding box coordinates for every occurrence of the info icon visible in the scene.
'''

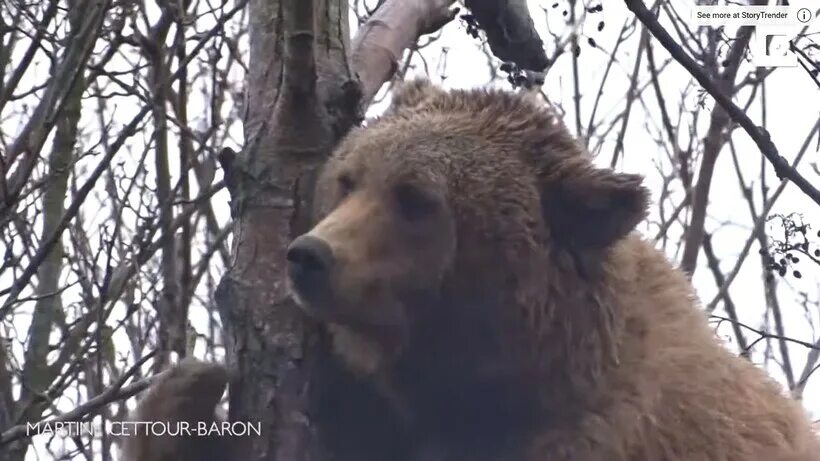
[796,8,812,24]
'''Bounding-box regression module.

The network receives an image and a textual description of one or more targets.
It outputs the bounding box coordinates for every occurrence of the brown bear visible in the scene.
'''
[285,80,820,461]
[125,80,819,461]
[120,358,232,461]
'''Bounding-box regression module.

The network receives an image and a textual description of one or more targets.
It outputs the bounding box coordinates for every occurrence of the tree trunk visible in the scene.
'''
[5,3,87,459]
[215,0,350,458]
[214,0,458,459]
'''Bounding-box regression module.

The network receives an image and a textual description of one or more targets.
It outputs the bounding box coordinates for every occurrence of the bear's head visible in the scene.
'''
[287,80,648,387]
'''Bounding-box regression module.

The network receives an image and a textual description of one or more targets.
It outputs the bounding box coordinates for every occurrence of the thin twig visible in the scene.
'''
[710,315,820,352]
[624,0,820,207]
[705,119,820,311]
[0,353,158,446]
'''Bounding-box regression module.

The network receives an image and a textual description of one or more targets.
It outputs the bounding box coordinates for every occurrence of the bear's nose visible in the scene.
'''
[286,235,335,294]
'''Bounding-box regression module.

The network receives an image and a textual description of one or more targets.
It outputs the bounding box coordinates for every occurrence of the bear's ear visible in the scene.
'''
[540,162,648,249]
[387,78,447,114]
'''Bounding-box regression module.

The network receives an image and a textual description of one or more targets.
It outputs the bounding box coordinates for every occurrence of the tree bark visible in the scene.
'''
[215,0,457,459]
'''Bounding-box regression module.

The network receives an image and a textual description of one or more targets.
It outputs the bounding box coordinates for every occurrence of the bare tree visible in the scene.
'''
[0,0,818,459]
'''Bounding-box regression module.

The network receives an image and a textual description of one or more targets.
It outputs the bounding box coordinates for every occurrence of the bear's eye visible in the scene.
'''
[394,183,439,221]
[337,173,355,198]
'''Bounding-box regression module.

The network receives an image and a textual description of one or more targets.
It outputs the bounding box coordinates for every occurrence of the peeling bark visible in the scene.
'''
[352,0,457,105]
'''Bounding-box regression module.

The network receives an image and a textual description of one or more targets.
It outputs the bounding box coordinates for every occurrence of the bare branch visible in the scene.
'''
[0,0,60,114]
[705,119,820,311]
[702,234,749,355]
[0,354,158,447]
[710,315,820,352]
[624,0,820,207]
[464,0,548,71]
[793,336,820,400]
[610,22,649,167]
[351,0,457,106]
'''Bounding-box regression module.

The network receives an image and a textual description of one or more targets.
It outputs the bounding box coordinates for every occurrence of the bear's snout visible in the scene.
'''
[287,234,335,303]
